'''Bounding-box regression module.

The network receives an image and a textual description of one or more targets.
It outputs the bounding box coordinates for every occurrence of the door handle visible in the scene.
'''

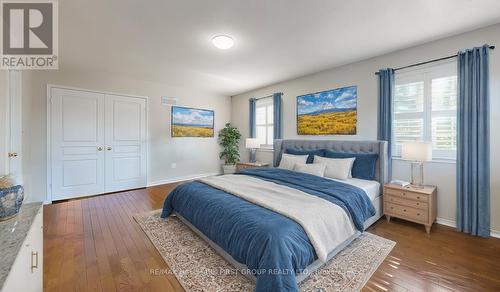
[107,147,112,151]
[97,147,103,151]
[8,152,18,157]
[31,251,39,272]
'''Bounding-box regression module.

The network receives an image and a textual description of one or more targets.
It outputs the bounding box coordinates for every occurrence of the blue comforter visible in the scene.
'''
[161,168,375,291]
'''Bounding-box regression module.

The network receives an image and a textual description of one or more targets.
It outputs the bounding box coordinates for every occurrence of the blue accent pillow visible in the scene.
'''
[324,150,379,180]
[284,148,326,164]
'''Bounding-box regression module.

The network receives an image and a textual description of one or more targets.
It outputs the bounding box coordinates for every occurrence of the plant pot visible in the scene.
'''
[222,164,236,174]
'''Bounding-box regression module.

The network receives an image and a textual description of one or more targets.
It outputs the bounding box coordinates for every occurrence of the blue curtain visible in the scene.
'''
[377,68,395,180]
[457,45,490,237]
[249,98,256,138]
[273,92,283,140]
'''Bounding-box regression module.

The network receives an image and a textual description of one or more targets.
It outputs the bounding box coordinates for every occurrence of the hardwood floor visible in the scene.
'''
[44,184,500,292]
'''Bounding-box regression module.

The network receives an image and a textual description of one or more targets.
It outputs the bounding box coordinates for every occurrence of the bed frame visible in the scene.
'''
[177,139,388,284]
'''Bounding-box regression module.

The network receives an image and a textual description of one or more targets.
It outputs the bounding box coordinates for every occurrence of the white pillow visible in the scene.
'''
[313,155,355,180]
[278,154,308,170]
[294,163,327,177]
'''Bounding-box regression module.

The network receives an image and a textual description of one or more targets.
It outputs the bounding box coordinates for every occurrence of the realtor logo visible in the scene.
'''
[1,0,58,69]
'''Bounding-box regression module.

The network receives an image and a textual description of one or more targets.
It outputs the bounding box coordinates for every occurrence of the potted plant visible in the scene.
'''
[218,123,242,174]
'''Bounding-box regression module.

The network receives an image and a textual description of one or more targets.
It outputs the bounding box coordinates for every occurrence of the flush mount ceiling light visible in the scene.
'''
[212,35,234,50]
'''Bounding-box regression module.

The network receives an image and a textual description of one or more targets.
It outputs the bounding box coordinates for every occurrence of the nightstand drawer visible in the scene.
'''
[384,188,428,202]
[236,162,270,172]
[384,194,428,210]
[385,202,428,223]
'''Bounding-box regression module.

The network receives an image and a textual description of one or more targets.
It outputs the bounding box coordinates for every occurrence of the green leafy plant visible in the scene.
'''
[218,123,242,165]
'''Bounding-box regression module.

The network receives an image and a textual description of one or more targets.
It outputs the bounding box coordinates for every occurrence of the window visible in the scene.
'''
[256,97,274,147]
[393,61,457,160]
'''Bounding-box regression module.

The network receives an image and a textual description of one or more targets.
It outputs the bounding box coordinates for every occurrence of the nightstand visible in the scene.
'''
[236,162,270,172]
[383,184,437,234]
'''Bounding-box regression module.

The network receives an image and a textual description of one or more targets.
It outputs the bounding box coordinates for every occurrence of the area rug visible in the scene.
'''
[134,210,395,292]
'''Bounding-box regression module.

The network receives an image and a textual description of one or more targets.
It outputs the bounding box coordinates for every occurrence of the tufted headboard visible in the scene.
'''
[273,139,389,189]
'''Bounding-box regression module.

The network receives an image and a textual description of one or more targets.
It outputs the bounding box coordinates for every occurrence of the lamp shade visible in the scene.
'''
[245,138,260,149]
[401,142,432,161]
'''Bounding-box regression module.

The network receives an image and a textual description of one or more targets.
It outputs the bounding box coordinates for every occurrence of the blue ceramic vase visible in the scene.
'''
[0,185,24,221]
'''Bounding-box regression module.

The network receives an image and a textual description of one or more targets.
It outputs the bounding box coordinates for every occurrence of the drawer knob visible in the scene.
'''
[391,207,394,209]
[417,213,420,216]
[403,209,407,212]
[417,196,420,199]
[417,203,420,205]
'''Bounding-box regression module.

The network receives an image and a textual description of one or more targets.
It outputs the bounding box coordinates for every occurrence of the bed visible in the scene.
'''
[161,139,388,291]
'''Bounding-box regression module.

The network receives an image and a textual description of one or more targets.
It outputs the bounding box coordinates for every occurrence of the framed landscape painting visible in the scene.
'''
[171,106,214,137]
[297,85,357,135]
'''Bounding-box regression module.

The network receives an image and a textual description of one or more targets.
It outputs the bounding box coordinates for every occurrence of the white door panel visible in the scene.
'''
[61,96,99,141]
[111,100,142,141]
[104,94,146,193]
[51,88,105,200]
[63,159,98,186]
[8,71,23,184]
[112,156,141,180]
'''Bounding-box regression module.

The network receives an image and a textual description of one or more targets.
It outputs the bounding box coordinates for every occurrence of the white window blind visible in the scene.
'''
[255,97,274,147]
[393,61,457,160]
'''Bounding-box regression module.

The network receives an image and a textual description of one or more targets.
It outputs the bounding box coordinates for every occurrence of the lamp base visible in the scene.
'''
[410,161,424,188]
[250,149,257,163]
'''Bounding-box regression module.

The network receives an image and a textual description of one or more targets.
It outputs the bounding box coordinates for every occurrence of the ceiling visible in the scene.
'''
[60,0,500,96]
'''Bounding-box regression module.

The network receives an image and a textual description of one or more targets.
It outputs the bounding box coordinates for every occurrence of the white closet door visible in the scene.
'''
[50,88,105,200]
[104,94,146,193]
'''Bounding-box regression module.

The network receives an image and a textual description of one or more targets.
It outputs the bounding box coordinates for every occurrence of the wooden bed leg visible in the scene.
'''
[386,215,391,222]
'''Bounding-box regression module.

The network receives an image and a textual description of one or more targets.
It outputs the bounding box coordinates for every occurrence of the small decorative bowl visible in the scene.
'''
[0,185,24,221]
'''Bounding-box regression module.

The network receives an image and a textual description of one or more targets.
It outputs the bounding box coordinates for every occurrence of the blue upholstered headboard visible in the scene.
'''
[273,139,389,187]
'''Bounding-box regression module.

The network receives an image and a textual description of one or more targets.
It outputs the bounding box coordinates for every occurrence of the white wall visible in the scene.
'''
[231,23,500,231]
[22,69,231,203]
[0,71,7,174]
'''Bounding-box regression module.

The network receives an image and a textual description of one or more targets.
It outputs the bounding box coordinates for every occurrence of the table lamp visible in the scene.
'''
[401,142,432,188]
[245,138,260,163]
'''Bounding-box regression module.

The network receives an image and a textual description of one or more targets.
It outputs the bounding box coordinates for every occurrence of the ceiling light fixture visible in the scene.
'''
[212,35,234,50]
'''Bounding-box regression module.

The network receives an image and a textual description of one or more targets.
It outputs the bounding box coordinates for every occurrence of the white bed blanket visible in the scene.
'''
[199,174,356,262]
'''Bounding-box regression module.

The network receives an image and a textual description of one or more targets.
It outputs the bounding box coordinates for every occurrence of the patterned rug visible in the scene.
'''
[134,210,395,292]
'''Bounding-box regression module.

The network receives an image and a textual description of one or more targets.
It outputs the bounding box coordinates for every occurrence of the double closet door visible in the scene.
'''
[50,87,147,201]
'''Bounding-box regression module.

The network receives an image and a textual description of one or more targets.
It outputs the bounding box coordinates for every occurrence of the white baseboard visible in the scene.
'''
[436,217,500,239]
[436,217,456,228]
[147,172,220,187]
[491,230,500,239]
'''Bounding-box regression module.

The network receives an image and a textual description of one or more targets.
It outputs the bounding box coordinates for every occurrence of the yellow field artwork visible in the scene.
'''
[171,106,214,137]
[172,125,214,137]
[297,85,357,135]
[297,110,357,135]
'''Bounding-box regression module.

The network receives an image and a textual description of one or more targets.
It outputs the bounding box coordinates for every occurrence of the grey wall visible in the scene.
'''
[231,23,500,232]
[21,69,231,203]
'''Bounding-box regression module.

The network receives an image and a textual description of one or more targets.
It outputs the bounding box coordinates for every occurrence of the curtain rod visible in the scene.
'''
[255,94,272,100]
[254,92,283,100]
[374,45,495,75]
